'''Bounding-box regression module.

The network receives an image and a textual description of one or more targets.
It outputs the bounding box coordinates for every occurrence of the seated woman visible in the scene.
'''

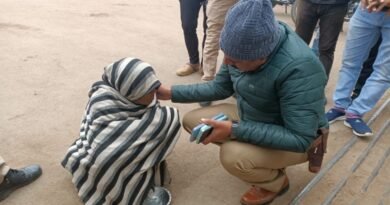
[61,57,181,205]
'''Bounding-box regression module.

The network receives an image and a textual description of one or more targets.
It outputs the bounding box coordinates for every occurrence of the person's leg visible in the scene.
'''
[347,25,390,117]
[220,141,307,192]
[201,0,237,81]
[182,103,239,133]
[317,3,348,77]
[0,156,10,185]
[200,0,207,68]
[183,104,307,204]
[197,0,214,107]
[352,36,381,99]
[177,0,203,76]
[295,0,319,45]
[332,6,381,111]
[179,0,203,65]
[332,8,386,137]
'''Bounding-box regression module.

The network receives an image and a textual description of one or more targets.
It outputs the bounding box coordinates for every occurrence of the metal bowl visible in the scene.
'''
[142,186,172,205]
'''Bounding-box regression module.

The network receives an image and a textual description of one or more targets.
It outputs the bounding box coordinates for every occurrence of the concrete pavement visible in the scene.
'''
[0,1,388,204]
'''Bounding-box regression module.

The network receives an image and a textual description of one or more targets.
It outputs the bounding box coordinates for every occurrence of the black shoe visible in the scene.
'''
[0,164,42,201]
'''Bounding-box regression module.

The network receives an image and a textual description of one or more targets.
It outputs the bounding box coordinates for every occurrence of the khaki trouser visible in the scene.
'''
[201,0,237,81]
[0,156,10,184]
[182,103,308,192]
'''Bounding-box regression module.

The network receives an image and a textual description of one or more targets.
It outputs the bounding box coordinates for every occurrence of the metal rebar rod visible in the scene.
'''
[290,98,389,205]
[362,147,390,192]
[322,121,389,205]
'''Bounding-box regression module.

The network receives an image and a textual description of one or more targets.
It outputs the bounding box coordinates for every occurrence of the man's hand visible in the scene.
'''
[157,85,172,100]
[201,119,233,145]
[366,0,381,11]
[364,0,390,12]
[361,0,370,9]
[376,0,390,14]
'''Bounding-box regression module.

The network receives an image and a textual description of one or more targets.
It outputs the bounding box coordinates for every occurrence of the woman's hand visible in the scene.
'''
[156,85,172,100]
[201,119,233,145]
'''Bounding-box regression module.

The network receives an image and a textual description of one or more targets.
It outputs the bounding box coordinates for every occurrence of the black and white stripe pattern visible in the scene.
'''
[62,57,181,205]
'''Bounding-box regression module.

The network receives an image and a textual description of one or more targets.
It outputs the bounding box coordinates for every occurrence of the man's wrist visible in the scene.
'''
[230,120,239,140]
[167,87,172,100]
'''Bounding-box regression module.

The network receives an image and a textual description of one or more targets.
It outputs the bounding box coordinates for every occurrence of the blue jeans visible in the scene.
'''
[333,5,390,116]
[180,0,207,65]
[352,36,381,99]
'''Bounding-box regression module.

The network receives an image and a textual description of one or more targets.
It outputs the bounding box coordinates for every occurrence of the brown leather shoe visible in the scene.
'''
[240,177,289,205]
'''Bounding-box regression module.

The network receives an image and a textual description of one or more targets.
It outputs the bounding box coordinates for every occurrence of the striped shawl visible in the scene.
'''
[61,58,181,205]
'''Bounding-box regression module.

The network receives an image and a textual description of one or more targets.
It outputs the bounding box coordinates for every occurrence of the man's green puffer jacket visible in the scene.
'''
[172,22,329,153]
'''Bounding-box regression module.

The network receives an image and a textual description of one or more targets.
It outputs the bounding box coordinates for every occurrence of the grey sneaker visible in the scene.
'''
[142,186,172,205]
[0,164,42,201]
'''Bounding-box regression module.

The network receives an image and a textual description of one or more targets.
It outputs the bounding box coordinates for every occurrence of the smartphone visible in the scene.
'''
[190,123,204,142]
[195,124,213,144]
[190,113,228,144]
[191,113,225,142]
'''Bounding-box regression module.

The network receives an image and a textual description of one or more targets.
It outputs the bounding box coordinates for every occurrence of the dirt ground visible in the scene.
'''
[1,0,388,205]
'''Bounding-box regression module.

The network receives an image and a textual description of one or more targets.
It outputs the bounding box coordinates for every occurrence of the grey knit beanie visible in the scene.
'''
[220,0,281,60]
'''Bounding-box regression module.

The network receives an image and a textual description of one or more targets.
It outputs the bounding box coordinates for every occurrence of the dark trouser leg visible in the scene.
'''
[295,0,319,44]
[318,3,348,77]
[179,0,204,64]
